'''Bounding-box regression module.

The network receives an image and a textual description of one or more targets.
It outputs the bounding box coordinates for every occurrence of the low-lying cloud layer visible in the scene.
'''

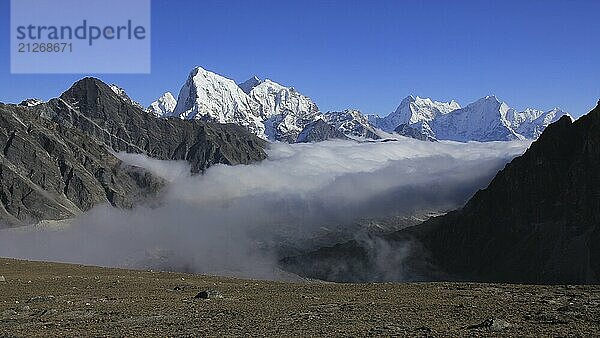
[0,139,530,280]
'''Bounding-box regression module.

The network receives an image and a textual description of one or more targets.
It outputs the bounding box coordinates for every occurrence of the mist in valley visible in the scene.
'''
[0,139,530,280]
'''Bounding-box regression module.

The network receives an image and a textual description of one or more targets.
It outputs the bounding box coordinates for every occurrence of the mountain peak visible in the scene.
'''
[172,66,266,138]
[60,77,121,108]
[476,95,501,104]
[400,95,416,105]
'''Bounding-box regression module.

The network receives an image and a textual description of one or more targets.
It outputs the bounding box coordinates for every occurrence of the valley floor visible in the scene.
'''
[0,258,598,337]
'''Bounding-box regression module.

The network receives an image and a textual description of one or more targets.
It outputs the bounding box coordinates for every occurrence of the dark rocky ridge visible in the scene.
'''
[283,101,600,284]
[0,103,163,226]
[45,78,267,173]
[0,78,268,226]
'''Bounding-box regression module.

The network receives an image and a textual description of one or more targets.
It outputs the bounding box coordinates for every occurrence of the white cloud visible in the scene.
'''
[0,139,530,280]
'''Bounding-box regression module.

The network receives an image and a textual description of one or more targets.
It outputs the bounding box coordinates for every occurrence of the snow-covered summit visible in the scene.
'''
[371,95,460,132]
[372,94,572,142]
[171,66,265,138]
[249,78,321,141]
[147,92,177,117]
[432,95,523,142]
[157,67,572,143]
[511,107,573,139]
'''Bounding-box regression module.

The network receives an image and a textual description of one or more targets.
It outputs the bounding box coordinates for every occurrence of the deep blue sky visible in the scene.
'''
[1,0,599,117]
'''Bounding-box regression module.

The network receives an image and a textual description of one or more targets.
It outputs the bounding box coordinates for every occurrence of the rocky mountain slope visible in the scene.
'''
[0,103,163,226]
[55,77,267,173]
[283,101,600,284]
[322,110,382,140]
[0,78,267,226]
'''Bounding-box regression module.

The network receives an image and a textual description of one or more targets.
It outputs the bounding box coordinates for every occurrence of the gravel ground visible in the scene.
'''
[1,258,599,337]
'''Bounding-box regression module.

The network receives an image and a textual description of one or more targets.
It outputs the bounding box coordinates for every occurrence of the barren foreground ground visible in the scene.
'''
[0,258,599,337]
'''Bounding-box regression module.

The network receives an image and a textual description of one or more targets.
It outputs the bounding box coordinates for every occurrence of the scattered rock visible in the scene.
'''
[194,290,223,299]
[26,295,56,303]
[18,305,31,312]
[467,318,511,331]
[39,309,58,318]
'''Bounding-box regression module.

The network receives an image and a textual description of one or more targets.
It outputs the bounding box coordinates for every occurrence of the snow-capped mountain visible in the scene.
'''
[163,67,325,142]
[147,92,177,117]
[246,78,322,142]
[372,94,572,142]
[431,96,523,142]
[109,84,144,110]
[370,95,460,132]
[171,66,265,138]
[509,107,573,139]
[323,110,382,140]
[156,67,572,144]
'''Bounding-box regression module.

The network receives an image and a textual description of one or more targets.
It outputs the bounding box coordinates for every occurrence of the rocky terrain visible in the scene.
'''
[1,258,599,337]
[282,101,600,284]
[0,103,163,226]
[0,77,267,226]
[56,77,267,173]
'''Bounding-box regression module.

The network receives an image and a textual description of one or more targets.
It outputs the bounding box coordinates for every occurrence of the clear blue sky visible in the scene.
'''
[1,0,599,117]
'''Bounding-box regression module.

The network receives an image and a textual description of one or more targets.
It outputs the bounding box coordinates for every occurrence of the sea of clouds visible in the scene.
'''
[0,139,530,280]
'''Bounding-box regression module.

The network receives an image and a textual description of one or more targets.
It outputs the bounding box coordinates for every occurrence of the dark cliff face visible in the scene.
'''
[50,77,267,173]
[406,102,600,284]
[0,104,164,226]
[283,102,600,284]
